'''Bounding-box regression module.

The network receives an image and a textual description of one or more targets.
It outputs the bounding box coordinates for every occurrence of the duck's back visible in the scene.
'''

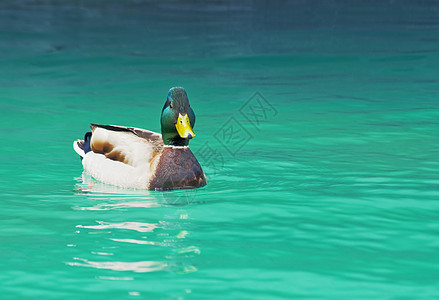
[90,125,162,168]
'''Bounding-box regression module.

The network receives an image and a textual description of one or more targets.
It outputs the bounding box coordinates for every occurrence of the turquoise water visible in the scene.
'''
[1,1,439,299]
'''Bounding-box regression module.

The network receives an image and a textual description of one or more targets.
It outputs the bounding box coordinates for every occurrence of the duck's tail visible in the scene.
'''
[73,132,92,159]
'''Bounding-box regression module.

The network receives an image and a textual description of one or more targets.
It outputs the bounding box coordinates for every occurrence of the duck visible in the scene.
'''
[73,87,207,190]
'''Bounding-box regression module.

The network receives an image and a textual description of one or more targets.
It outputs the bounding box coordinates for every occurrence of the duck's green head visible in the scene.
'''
[160,87,196,146]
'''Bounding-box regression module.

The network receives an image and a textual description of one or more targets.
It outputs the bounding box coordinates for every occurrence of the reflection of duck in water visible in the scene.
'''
[73,87,207,190]
[68,209,200,274]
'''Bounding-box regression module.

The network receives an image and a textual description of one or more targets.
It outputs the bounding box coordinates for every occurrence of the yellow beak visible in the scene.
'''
[175,113,195,139]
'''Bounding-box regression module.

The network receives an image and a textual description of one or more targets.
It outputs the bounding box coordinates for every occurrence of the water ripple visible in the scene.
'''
[75,200,161,211]
[67,257,168,273]
[76,221,159,232]
[110,238,159,246]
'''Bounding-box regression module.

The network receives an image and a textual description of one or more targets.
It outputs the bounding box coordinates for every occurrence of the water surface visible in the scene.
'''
[1,1,438,299]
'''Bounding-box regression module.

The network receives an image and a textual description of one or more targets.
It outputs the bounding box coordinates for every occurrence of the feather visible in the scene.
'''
[79,125,164,188]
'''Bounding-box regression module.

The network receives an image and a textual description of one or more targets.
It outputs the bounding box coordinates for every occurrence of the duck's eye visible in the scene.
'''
[169,102,173,109]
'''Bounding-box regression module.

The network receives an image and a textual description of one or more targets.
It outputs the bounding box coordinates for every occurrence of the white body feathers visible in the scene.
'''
[73,127,163,189]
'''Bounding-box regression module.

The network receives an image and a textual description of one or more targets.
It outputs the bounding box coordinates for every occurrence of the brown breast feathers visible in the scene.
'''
[149,147,207,191]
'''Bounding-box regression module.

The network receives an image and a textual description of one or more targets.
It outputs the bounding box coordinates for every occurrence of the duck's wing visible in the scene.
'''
[72,124,164,189]
[88,124,164,168]
[74,124,164,189]
[90,124,163,147]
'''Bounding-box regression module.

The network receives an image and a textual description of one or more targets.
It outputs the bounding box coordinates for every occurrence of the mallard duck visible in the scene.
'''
[73,87,207,190]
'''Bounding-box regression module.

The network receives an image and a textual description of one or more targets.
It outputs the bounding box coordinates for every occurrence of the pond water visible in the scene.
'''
[0,1,438,299]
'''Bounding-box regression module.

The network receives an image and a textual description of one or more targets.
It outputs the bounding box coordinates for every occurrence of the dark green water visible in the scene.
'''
[1,1,439,299]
